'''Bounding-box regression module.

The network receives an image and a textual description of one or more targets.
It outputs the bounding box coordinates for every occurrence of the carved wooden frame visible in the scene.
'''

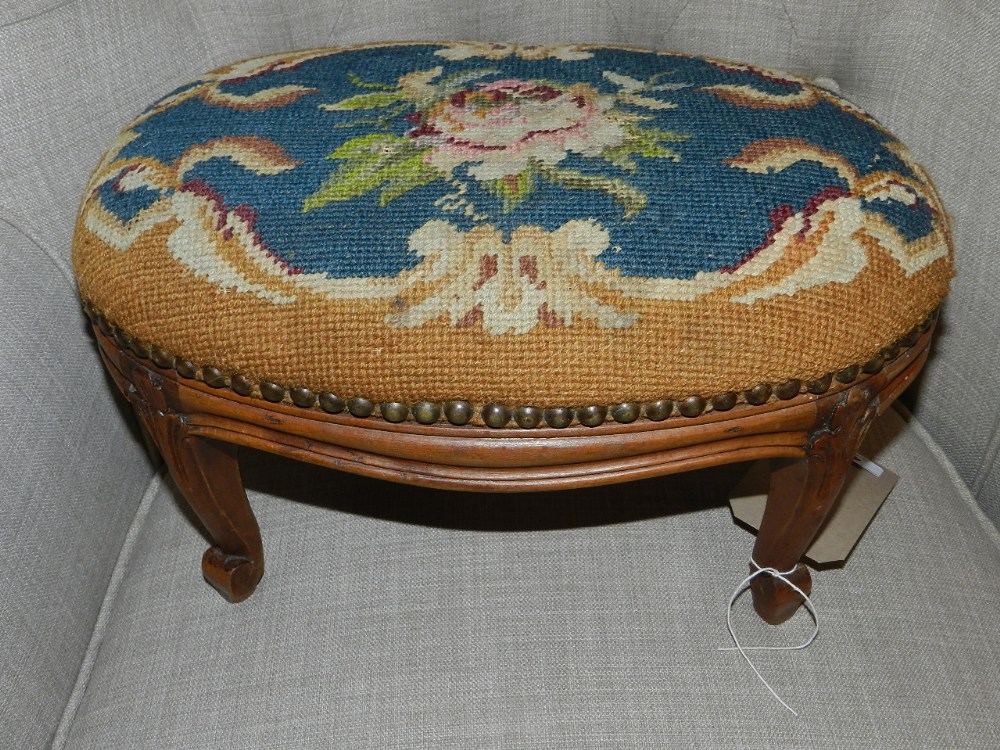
[93,321,934,624]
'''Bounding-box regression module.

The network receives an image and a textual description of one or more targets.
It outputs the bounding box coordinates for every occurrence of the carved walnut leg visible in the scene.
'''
[751,387,877,624]
[127,368,264,602]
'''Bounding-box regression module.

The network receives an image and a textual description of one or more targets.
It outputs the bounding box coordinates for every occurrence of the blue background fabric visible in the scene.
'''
[100,44,929,282]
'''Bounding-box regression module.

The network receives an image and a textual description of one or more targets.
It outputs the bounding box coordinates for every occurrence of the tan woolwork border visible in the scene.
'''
[73,214,951,407]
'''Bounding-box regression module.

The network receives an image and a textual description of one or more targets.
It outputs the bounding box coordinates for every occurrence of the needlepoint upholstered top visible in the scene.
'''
[73,41,953,626]
[73,42,953,424]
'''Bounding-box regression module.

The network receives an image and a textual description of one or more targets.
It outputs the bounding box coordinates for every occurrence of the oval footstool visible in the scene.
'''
[73,41,953,624]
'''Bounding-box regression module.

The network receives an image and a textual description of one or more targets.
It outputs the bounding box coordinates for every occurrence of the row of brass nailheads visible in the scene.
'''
[85,302,933,429]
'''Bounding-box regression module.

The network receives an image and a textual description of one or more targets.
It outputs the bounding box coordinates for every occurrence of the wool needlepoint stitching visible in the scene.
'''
[72,41,954,407]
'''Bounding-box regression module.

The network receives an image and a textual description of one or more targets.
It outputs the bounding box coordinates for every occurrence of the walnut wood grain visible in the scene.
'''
[94,322,934,620]
[750,386,878,623]
[122,364,263,602]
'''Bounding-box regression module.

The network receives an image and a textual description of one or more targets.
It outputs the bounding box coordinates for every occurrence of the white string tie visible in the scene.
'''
[719,559,819,716]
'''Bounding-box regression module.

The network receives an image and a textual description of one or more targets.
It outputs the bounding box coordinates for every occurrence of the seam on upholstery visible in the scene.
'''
[894,402,1000,550]
[323,0,351,46]
[49,471,164,750]
[663,0,693,37]
[603,0,691,41]
[0,214,76,289]
[970,407,1000,499]
[602,0,626,39]
[778,0,801,43]
[0,0,77,31]
[180,0,216,69]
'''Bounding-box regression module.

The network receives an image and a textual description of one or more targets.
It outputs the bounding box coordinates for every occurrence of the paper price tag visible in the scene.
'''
[728,456,898,565]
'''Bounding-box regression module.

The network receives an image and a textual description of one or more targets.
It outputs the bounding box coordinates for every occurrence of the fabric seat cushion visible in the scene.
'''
[72,41,953,414]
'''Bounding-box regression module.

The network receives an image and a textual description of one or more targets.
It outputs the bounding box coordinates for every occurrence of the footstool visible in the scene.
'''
[73,41,953,624]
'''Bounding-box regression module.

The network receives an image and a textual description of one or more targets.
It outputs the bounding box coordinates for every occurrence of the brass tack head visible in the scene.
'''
[231,374,253,396]
[112,328,132,350]
[380,402,409,423]
[900,327,921,348]
[774,379,801,400]
[884,342,901,361]
[835,364,860,384]
[318,392,345,414]
[710,392,737,412]
[413,401,442,425]
[679,395,707,418]
[444,400,473,426]
[644,400,673,421]
[151,348,175,370]
[514,406,543,429]
[611,402,641,423]
[862,352,886,374]
[347,397,374,418]
[482,403,512,429]
[745,383,772,406]
[129,338,150,359]
[202,366,226,388]
[175,359,197,379]
[805,373,833,394]
[289,386,317,408]
[543,407,574,428]
[577,404,607,427]
[260,381,286,403]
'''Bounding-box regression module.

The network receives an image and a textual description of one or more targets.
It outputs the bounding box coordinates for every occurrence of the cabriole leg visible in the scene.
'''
[163,434,264,602]
[127,367,264,602]
[751,387,876,624]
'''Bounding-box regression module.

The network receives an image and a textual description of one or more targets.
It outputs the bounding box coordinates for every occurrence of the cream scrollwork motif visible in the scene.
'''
[83,137,304,304]
[81,47,951,337]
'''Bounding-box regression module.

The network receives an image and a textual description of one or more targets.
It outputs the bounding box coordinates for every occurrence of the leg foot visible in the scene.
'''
[751,561,812,625]
[203,547,263,603]
[166,435,264,602]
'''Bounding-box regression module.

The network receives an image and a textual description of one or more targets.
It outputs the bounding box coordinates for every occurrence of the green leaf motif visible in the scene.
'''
[375,153,440,206]
[604,125,689,171]
[320,91,403,111]
[346,72,396,90]
[307,67,693,220]
[325,133,403,160]
[487,172,536,212]
[303,134,439,212]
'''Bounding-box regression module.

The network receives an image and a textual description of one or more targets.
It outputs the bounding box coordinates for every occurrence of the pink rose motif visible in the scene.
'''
[406,79,626,181]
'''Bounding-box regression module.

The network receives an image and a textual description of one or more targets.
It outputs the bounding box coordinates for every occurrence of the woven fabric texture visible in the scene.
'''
[72,42,953,406]
[0,223,153,750]
[57,407,1000,750]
